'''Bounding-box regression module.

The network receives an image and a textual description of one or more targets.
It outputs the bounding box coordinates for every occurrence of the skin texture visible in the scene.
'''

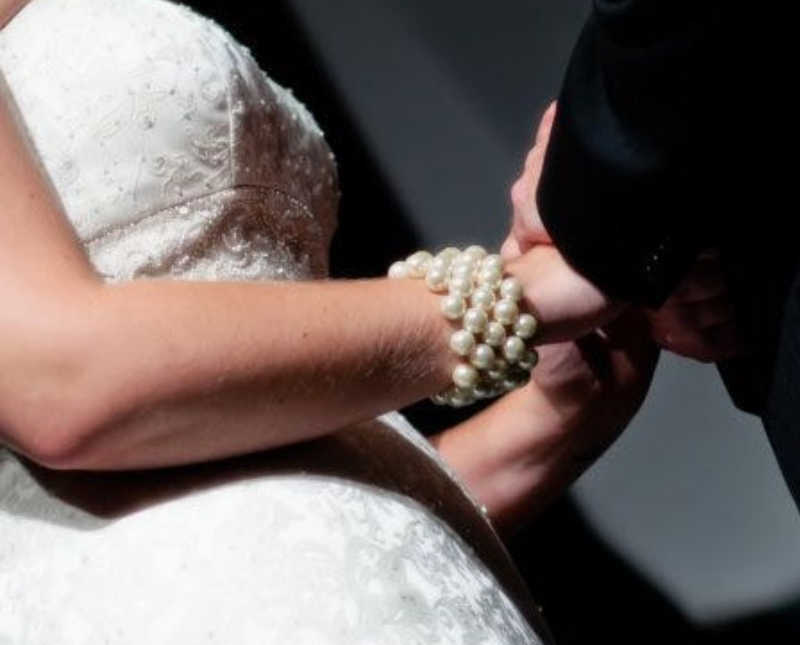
[435,312,659,533]
[0,69,643,476]
[0,74,460,469]
[0,0,27,27]
[1,6,657,532]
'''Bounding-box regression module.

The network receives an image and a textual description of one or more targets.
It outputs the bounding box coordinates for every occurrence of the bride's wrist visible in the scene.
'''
[388,246,540,408]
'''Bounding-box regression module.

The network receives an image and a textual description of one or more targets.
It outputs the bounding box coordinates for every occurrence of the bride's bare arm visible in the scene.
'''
[1,55,622,475]
[0,90,457,470]
[0,0,28,27]
[434,314,659,534]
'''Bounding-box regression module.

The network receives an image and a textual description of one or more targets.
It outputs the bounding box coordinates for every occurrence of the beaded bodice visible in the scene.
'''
[0,0,339,282]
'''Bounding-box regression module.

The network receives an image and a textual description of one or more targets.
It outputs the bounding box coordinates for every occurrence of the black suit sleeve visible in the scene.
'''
[537,0,722,307]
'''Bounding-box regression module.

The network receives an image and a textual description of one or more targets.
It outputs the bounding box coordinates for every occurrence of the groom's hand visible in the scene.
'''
[646,250,746,362]
[501,101,556,259]
[502,101,622,344]
[505,102,745,363]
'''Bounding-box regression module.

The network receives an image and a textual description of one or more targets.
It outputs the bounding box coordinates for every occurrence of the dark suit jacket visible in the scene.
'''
[537,0,800,505]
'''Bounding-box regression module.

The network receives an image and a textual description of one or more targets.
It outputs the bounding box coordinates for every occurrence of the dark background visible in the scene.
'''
[188,1,800,642]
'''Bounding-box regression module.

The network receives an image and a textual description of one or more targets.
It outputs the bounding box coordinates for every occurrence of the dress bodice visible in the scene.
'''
[0,2,547,643]
[0,0,338,282]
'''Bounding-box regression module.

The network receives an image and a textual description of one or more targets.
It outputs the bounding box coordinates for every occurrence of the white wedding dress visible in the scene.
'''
[0,1,549,643]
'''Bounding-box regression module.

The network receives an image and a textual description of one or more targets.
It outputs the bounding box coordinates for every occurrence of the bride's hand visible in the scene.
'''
[434,312,659,534]
[505,244,623,345]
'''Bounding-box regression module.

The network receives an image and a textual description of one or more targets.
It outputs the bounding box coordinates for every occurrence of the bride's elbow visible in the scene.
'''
[1,391,103,470]
[2,415,92,471]
[0,303,110,470]
[0,364,112,469]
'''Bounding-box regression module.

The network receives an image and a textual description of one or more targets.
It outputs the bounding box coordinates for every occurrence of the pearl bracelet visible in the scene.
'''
[388,245,539,408]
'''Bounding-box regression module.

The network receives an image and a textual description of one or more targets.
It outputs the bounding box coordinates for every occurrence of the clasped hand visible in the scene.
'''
[457,103,745,526]
[504,102,744,364]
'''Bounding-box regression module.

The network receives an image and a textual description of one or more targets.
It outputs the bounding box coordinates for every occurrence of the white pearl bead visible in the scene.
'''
[437,247,461,263]
[487,386,504,399]
[431,392,450,406]
[389,261,413,279]
[456,386,478,400]
[470,286,496,311]
[477,266,503,287]
[484,321,506,347]
[505,368,531,390]
[453,364,480,389]
[449,390,474,408]
[406,250,433,277]
[487,357,508,381]
[463,308,489,334]
[470,344,496,369]
[494,298,520,325]
[450,263,475,281]
[450,329,476,356]
[518,349,539,371]
[473,383,492,400]
[429,256,451,274]
[503,336,525,362]
[464,245,487,261]
[499,277,523,301]
[425,267,448,292]
[514,313,538,339]
[452,250,477,265]
[448,275,473,298]
[441,294,466,320]
[481,254,504,273]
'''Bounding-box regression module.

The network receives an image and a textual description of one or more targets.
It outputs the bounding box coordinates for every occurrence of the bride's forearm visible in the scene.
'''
[435,319,658,535]
[433,384,587,535]
[1,84,456,471]
[0,0,29,27]
[2,277,455,470]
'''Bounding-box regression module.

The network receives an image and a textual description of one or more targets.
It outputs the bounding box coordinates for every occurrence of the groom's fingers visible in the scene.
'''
[535,101,557,145]
[500,235,523,262]
[648,302,744,363]
[660,322,743,364]
[687,296,737,330]
[653,296,736,331]
[644,247,748,362]
[670,255,727,303]
[509,101,558,255]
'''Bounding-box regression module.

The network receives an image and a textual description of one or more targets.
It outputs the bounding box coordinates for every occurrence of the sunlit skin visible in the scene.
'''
[0,0,28,27]
[1,1,656,530]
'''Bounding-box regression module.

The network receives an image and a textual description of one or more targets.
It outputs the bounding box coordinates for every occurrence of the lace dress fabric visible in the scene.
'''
[0,1,547,643]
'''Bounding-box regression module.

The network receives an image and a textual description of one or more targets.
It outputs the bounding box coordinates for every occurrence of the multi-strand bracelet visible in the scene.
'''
[388,245,539,407]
